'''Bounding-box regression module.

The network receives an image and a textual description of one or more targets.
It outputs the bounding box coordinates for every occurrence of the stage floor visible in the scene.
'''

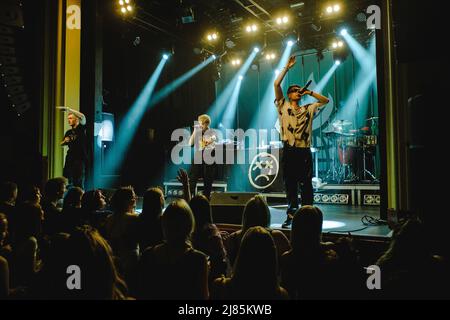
[137,200,391,240]
[269,204,392,238]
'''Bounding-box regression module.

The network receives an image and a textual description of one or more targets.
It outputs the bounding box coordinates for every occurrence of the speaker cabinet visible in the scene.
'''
[210,192,262,225]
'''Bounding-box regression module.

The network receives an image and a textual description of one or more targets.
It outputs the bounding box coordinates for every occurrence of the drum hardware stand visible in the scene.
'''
[362,145,378,183]
[325,134,339,183]
[362,116,379,183]
[311,147,325,188]
[339,143,358,183]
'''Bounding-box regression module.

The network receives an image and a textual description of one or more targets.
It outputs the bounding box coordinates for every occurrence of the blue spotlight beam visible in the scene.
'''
[336,35,377,124]
[208,49,259,127]
[337,68,377,122]
[221,78,243,129]
[216,49,259,125]
[100,58,168,184]
[303,63,339,105]
[249,43,294,130]
[341,33,375,71]
[148,55,216,108]
[209,78,241,127]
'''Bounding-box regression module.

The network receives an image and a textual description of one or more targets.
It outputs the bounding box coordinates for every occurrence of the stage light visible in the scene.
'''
[121,7,126,13]
[246,24,258,33]
[325,3,341,14]
[340,28,348,36]
[274,69,280,75]
[125,0,130,3]
[127,5,133,11]
[231,59,241,66]
[212,54,217,59]
[335,60,341,65]
[332,40,344,49]
[119,0,124,5]
[238,75,243,80]
[163,54,169,60]
[206,32,219,42]
[265,53,276,60]
[276,16,289,25]
[253,47,260,53]
[287,40,294,46]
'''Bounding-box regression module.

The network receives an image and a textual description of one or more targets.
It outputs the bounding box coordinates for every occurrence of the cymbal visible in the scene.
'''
[367,117,379,121]
[338,132,355,137]
[332,120,352,127]
[324,130,354,136]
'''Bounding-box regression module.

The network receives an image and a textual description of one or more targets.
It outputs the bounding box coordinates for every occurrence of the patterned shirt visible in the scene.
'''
[275,98,322,148]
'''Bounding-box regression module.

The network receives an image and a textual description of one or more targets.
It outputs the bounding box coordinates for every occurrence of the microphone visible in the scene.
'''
[299,80,312,94]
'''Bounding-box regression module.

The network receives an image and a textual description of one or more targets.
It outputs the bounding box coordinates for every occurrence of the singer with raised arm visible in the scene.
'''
[57,106,87,189]
[274,55,329,228]
[188,114,217,199]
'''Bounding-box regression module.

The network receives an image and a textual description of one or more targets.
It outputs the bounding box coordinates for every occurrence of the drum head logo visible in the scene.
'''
[248,152,279,189]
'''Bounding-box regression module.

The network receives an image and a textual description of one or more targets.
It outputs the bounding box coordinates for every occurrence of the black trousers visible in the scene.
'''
[282,144,313,216]
[63,158,85,190]
[190,162,216,199]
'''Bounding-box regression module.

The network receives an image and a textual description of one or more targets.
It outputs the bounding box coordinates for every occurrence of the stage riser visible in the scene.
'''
[164,181,380,207]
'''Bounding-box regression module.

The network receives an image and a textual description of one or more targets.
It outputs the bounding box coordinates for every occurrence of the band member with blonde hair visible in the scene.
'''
[188,114,217,199]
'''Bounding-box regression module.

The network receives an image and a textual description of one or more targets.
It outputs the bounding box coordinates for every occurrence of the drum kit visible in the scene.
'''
[323,117,379,183]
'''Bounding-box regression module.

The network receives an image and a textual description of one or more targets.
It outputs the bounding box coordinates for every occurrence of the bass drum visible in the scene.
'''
[338,145,356,165]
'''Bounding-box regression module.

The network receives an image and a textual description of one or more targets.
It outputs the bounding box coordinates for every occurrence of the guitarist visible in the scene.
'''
[188,114,217,199]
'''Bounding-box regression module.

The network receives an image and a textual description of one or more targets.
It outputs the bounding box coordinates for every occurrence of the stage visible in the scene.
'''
[137,193,391,241]
[267,204,391,239]
[161,181,388,239]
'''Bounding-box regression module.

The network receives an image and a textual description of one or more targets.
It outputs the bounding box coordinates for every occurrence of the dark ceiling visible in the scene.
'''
[118,0,377,53]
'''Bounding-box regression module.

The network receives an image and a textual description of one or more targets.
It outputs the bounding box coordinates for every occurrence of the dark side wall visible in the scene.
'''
[0,0,46,188]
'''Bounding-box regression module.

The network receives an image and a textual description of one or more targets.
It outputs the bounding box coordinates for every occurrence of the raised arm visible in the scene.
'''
[306,90,330,110]
[71,109,86,125]
[56,106,86,125]
[176,168,191,202]
[274,56,296,102]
